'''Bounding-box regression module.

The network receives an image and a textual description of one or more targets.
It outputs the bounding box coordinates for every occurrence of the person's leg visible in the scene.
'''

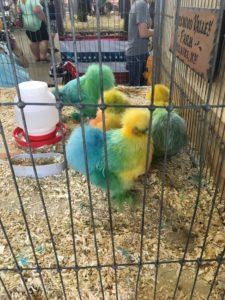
[26,30,40,61]
[30,41,40,61]
[39,40,49,60]
[48,21,58,52]
[38,22,49,60]
[126,55,143,86]
[50,33,56,50]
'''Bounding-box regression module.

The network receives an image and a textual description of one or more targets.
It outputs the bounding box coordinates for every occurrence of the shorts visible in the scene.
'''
[26,21,49,43]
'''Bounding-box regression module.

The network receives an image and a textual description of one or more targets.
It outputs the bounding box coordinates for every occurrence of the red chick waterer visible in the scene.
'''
[13,81,66,148]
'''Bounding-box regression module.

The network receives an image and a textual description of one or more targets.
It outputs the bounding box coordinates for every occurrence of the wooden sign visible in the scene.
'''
[170,8,220,80]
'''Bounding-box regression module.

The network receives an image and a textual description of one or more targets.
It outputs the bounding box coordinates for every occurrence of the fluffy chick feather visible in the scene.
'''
[66,108,154,206]
[152,109,187,157]
[146,84,187,157]
[89,89,130,130]
[146,84,170,106]
[54,64,115,120]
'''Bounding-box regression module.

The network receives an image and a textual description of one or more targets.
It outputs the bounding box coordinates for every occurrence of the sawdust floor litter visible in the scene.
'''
[0,87,224,299]
[64,13,124,33]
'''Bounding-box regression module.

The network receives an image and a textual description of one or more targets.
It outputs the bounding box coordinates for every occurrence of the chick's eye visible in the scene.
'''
[133,127,139,134]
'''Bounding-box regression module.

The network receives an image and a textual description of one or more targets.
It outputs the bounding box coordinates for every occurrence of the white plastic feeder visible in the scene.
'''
[14,81,59,137]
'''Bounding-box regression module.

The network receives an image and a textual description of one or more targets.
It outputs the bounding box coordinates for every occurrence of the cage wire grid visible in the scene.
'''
[159,0,225,189]
[0,0,225,299]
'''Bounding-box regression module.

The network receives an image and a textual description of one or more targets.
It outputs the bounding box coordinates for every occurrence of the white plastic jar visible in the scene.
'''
[14,81,59,137]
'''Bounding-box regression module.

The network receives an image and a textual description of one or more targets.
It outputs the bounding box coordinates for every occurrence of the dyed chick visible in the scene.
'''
[66,108,154,207]
[143,55,153,86]
[152,109,187,157]
[55,64,115,121]
[146,84,170,106]
[89,89,131,130]
[146,84,187,157]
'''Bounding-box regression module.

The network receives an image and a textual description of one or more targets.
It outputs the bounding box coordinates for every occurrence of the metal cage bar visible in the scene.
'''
[0,0,225,299]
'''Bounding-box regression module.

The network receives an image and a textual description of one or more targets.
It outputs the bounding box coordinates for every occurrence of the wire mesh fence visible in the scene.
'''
[0,0,224,299]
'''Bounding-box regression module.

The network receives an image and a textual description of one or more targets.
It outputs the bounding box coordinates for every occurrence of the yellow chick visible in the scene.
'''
[146,84,170,106]
[89,88,131,131]
[143,55,153,86]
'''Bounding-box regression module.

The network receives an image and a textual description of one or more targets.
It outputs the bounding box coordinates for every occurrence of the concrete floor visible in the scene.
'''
[14,29,62,86]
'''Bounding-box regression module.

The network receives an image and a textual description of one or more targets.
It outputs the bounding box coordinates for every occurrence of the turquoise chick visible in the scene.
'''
[55,64,115,121]
[66,108,154,207]
[152,108,187,157]
[146,84,187,157]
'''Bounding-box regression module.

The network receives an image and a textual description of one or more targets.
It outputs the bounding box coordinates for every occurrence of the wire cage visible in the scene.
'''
[56,0,130,84]
[0,0,225,299]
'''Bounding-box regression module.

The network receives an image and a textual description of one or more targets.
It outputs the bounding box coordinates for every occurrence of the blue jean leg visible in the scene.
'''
[126,53,148,86]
